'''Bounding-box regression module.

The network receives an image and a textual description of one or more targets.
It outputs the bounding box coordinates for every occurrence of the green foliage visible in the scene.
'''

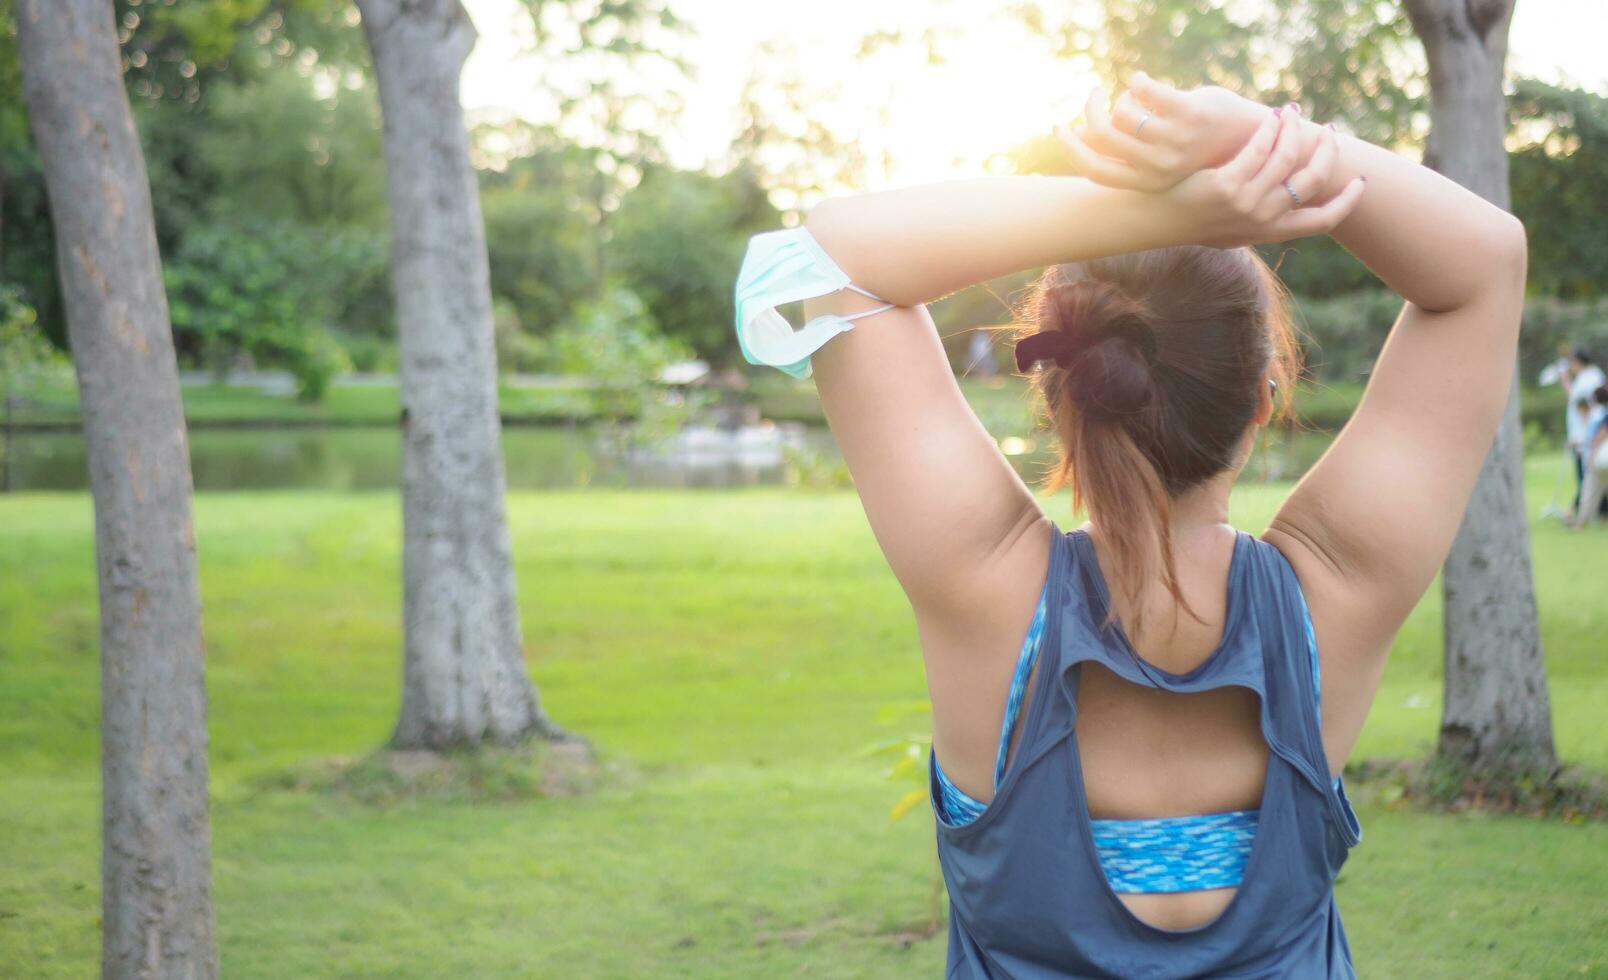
[144,61,394,356]
[480,143,599,338]
[115,0,360,106]
[1286,289,1403,383]
[607,165,780,362]
[136,54,388,280]
[1510,80,1608,300]
[779,442,854,489]
[490,297,545,374]
[0,1,382,354]
[339,333,397,375]
[0,1,29,151]
[546,285,695,432]
[1293,289,1608,392]
[0,5,64,348]
[481,143,779,367]
[1515,295,1608,379]
[547,287,670,385]
[511,0,690,228]
[164,219,380,400]
[862,698,946,934]
[728,39,872,214]
[1257,238,1380,298]
[115,0,277,104]
[1019,0,1420,145]
[862,699,936,825]
[191,66,386,231]
[0,286,66,480]
[0,286,66,403]
[1265,0,1422,145]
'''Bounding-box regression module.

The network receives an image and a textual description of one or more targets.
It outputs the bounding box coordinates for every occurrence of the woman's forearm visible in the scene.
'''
[802,177,1187,308]
[1322,128,1527,315]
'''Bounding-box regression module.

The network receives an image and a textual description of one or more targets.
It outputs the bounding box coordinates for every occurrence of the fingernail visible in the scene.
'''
[1273,106,1282,118]
[1328,122,1338,131]
[1287,102,1301,114]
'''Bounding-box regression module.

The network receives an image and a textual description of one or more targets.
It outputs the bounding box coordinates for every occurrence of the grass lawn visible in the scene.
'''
[1,454,1605,977]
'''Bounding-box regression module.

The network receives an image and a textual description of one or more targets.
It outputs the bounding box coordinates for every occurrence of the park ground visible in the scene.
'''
[1,453,1605,977]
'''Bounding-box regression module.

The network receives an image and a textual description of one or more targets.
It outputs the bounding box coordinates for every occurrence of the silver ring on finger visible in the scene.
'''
[1282,178,1303,208]
[1135,112,1152,137]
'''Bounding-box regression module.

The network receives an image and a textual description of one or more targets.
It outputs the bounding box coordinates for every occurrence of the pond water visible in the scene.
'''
[0,423,1333,493]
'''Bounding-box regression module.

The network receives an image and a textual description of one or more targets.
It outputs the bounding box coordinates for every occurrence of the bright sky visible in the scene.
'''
[460,0,1608,189]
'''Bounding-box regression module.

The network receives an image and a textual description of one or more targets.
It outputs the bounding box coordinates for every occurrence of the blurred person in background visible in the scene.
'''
[1569,386,1608,529]
[1546,345,1606,517]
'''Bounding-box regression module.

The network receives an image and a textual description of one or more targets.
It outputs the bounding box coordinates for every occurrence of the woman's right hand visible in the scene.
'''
[1153,107,1366,248]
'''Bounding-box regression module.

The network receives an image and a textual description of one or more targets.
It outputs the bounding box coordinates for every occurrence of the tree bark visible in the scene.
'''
[15,2,216,977]
[357,0,570,749]
[1404,0,1556,772]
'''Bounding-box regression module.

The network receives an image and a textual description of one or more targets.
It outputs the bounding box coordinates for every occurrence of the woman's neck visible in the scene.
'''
[1082,465,1242,653]
[1167,468,1235,534]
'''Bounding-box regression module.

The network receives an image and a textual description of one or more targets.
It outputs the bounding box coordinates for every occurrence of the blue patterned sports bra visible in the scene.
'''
[932,578,1337,894]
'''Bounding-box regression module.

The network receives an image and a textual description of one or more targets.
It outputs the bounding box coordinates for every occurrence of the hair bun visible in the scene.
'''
[1065,337,1154,418]
[1025,278,1156,420]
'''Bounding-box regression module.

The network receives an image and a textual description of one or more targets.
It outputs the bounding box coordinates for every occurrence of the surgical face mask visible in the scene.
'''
[733,226,892,379]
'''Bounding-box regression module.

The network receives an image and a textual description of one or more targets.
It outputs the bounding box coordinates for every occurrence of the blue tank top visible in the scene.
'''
[932,557,1341,892]
[929,524,1363,978]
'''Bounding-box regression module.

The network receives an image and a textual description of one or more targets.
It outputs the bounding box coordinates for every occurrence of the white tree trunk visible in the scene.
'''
[357,0,570,749]
[15,2,216,976]
[1405,0,1556,772]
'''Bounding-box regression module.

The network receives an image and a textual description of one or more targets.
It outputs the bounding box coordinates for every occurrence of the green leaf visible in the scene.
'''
[889,788,927,824]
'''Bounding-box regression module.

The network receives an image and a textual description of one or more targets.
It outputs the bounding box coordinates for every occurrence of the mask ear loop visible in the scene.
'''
[835,283,895,321]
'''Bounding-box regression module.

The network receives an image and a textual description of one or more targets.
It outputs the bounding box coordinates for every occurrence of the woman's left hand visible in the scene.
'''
[1155,105,1366,247]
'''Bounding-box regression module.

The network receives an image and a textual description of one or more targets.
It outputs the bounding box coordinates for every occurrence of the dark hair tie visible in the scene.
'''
[1015,329,1096,373]
[1015,324,1156,374]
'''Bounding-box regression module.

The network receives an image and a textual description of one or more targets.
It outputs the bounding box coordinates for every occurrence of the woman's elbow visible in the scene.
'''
[1491,211,1529,291]
[802,197,897,301]
[1476,211,1528,333]
[802,197,850,251]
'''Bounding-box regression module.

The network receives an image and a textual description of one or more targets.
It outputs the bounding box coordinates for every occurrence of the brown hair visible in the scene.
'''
[1017,246,1299,635]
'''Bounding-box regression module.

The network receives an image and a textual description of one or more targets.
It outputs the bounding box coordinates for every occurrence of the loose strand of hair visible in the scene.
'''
[1053,415,1205,638]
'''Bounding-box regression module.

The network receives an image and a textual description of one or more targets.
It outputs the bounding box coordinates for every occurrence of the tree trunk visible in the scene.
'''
[357,0,570,749]
[1404,0,1556,773]
[15,2,216,977]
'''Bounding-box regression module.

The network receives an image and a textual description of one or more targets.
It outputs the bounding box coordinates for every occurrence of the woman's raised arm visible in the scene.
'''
[801,180,1169,638]
[1067,78,1527,770]
[798,117,1361,636]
